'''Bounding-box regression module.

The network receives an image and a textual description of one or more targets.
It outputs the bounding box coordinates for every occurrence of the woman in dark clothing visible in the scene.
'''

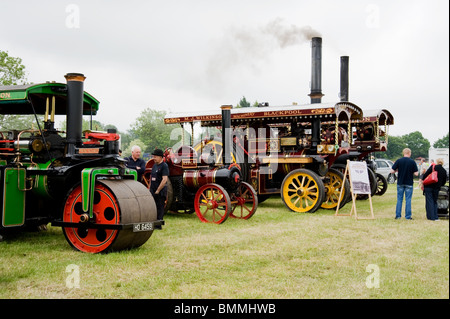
[420,158,448,220]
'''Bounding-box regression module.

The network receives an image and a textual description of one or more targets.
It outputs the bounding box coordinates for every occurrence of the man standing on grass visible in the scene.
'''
[149,148,169,229]
[391,148,419,220]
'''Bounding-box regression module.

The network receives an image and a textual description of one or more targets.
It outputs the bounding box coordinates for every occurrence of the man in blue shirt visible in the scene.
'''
[391,148,419,219]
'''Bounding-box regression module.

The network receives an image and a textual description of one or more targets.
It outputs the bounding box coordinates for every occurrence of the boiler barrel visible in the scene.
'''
[182,166,241,191]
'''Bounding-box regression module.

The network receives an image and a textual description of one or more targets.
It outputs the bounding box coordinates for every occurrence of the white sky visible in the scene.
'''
[1,0,449,144]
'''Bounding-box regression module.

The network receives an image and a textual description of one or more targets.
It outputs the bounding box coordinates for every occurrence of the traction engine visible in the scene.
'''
[143,106,258,224]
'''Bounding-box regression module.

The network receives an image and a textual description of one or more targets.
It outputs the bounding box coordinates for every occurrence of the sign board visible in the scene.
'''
[335,160,374,220]
[348,161,371,194]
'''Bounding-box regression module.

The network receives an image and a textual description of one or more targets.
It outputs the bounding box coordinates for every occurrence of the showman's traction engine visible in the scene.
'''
[163,37,394,214]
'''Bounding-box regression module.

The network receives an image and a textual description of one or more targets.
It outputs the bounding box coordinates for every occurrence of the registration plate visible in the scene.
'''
[133,222,153,232]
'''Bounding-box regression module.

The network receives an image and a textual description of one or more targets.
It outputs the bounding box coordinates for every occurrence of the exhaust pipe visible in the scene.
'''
[340,56,349,101]
[221,105,232,165]
[308,37,323,148]
[309,37,324,104]
[64,73,86,156]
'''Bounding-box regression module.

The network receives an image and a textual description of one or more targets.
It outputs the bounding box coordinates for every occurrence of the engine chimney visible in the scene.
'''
[340,56,349,101]
[221,105,232,165]
[308,37,323,149]
[65,73,86,156]
[309,37,324,104]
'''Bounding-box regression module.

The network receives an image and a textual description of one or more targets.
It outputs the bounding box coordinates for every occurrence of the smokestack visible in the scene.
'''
[64,73,86,156]
[340,56,349,101]
[221,105,232,165]
[309,37,324,104]
[308,38,323,149]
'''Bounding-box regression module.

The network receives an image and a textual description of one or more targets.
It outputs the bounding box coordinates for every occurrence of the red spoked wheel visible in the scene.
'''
[230,182,258,219]
[194,183,231,224]
[62,180,156,253]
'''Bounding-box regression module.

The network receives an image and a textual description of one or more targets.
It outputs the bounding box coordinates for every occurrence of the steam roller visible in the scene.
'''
[0,73,163,253]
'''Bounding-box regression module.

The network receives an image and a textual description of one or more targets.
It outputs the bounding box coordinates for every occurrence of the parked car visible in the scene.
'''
[374,159,397,184]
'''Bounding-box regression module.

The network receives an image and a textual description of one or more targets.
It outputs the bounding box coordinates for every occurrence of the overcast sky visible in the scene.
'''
[1,0,448,145]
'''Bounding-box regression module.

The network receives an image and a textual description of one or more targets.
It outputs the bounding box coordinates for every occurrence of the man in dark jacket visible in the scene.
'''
[391,148,418,219]
[420,158,448,220]
[125,145,146,182]
[149,148,169,228]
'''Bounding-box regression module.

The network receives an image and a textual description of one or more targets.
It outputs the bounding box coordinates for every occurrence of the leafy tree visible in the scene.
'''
[0,115,42,130]
[0,50,27,85]
[433,132,449,148]
[0,51,31,129]
[236,96,251,108]
[375,135,405,160]
[58,118,106,132]
[402,131,430,158]
[375,131,431,160]
[118,130,135,152]
[130,108,176,153]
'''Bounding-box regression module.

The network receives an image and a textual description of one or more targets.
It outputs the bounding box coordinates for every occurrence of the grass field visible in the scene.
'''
[0,183,448,299]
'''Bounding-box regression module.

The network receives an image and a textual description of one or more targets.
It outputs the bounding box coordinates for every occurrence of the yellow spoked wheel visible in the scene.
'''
[281,169,325,213]
[321,168,350,209]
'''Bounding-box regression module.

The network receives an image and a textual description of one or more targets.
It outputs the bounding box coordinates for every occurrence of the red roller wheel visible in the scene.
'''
[194,183,231,224]
[62,180,156,253]
[230,182,258,219]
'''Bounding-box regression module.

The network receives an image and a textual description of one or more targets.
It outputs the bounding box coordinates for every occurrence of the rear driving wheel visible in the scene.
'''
[321,168,350,209]
[230,182,258,219]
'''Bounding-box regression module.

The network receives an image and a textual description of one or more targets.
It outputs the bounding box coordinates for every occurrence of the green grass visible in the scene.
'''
[0,184,448,299]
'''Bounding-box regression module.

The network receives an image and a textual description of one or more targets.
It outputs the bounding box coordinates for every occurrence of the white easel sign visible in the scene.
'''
[335,160,375,219]
[348,161,371,194]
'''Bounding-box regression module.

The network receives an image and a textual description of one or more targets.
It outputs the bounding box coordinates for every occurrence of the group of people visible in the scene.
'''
[123,145,169,229]
[391,148,447,221]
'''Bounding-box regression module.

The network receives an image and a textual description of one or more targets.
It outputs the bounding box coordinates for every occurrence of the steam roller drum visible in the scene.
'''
[62,179,157,253]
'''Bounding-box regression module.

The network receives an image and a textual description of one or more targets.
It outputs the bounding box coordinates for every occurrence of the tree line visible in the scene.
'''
[375,132,448,160]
